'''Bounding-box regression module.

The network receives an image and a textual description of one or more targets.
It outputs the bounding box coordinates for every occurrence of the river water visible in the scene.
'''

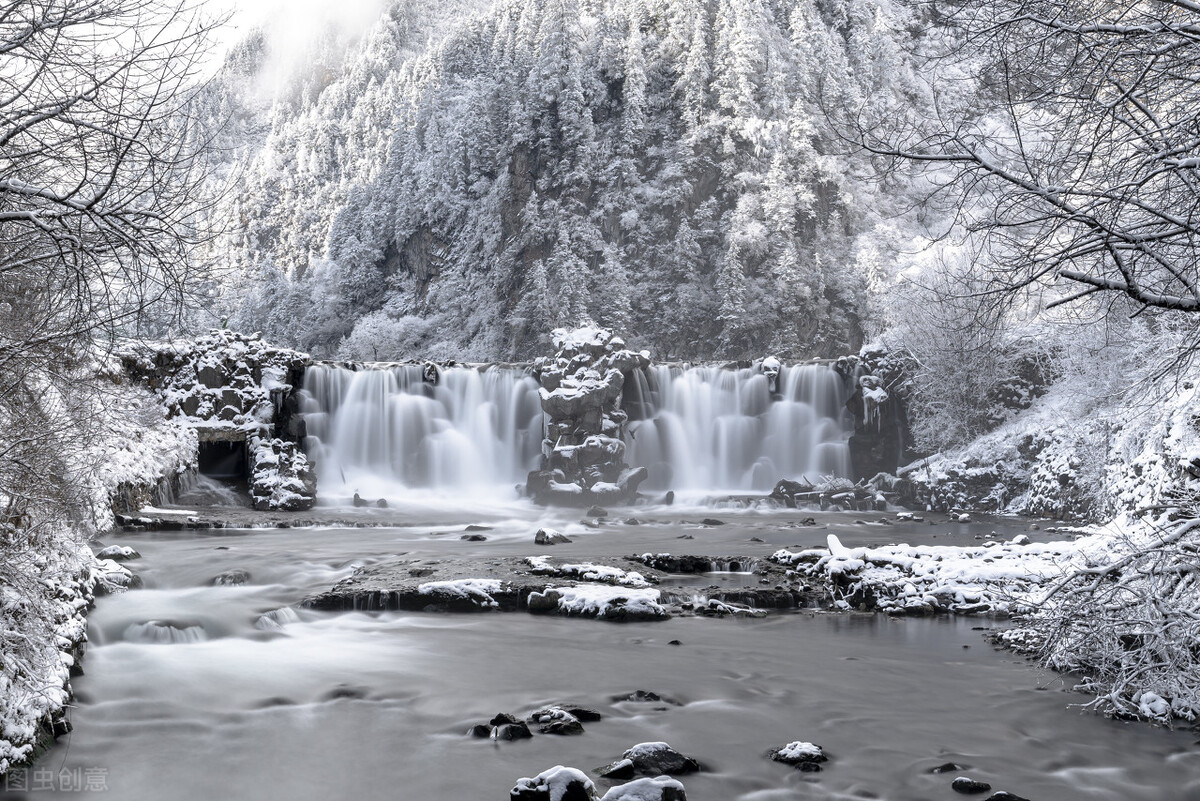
[14,504,1200,800]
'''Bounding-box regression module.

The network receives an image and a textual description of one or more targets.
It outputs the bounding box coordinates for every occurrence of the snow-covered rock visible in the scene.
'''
[525,556,652,588]
[768,741,828,771]
[599,776,687,801]
[510,765,596,801]
[773,533,1087,615]
[417,578,505,609]
[248,436,316,511]
[526,585,668,621]
[527,325,649,506]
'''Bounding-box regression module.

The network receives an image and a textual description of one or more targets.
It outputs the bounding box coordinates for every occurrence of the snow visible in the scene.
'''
[773,533,1091,614]
[417,579,504,608]
[527,585,668,620]
[776,741,824,761]
[1137,691,1171,719]
[624,742,674,761]
[525,556,652,588]
[552,325,613,353]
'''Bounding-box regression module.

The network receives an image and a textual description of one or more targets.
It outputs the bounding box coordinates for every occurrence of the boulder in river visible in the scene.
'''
[619,742,701,776]
[511,766,595,801]
[600,776,687,801]
[527,706,585,735]
[535,528,572,545]
[768,741,828,772]
[211,568,251,586]
[951,777,992,794]
[96,545,141,561]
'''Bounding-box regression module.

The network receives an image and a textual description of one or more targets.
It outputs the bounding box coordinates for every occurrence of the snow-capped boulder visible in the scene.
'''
[95,545,140,561]
[768,740,828,772]
[510,766,596,801]
[599,776,687,801]
[617,742,701,776]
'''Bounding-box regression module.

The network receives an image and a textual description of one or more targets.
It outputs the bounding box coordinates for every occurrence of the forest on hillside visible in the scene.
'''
[200,0,929,361]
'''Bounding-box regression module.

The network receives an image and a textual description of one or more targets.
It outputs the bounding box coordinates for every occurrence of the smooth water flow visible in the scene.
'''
[624,364,852,492]
[299,364,543,500]
[24,512,1200,801]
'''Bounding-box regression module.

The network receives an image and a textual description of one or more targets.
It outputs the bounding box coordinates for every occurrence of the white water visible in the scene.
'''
[299,364,543,501]
[624,364,852,493]
[298,362,854,500]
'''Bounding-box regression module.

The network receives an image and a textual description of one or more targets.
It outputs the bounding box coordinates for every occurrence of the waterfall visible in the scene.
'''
[299,364,544,500]
[624,364,852,492]
[297,361,852,501]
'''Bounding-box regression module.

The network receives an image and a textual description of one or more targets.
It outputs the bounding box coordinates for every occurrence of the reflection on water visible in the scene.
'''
[19,512,1200,801]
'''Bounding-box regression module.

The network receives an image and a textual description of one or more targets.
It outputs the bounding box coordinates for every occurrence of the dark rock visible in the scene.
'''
[461,534,488,541]
[323,685,367,700]
[611,690,681,705]
[931,763,967,774]
[535,528,572,545]
[376,498,388,508]
[983,793,1031,801]
[540,718,585,736]
[596,758,637,780]
[465,524,493,531]
[211,569,251,586]
[662,491,674,506]
[528,706,585,735]
[558,705,603,722]
[951,778,993,794]
[587,506,609,517]
[494,721,534,741]
[668,640,682,646]
[624,518,640,525]
[353,492,368,507]
[468,724,492,738]
[622,742,701,776]
[490,712,521,726]
[700,518,726,526]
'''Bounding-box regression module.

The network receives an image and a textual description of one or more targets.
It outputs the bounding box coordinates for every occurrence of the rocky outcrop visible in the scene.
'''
[836,345,918,482]
[119,330,317,511]
[526,326,650,506]
[302,553,821,617]
[248,437,317,511]
[121,329,309,437]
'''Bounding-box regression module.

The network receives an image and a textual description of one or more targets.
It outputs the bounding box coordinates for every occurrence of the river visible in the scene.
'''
[11,503,1200,800]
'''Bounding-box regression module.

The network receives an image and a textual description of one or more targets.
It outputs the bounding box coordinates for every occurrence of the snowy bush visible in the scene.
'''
[1003,515,1200,722]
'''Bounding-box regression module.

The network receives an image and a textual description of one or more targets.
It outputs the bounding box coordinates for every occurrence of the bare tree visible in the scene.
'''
[0,0,220,517]
[0,1,220,773]
[865,0,1200,316]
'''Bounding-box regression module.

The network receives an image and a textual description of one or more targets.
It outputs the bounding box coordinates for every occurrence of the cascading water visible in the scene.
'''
[298,364,543,501]
[623,364,852,492]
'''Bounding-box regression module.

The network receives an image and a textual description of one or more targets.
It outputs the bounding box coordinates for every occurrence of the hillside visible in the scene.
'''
[203,0,926,361]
